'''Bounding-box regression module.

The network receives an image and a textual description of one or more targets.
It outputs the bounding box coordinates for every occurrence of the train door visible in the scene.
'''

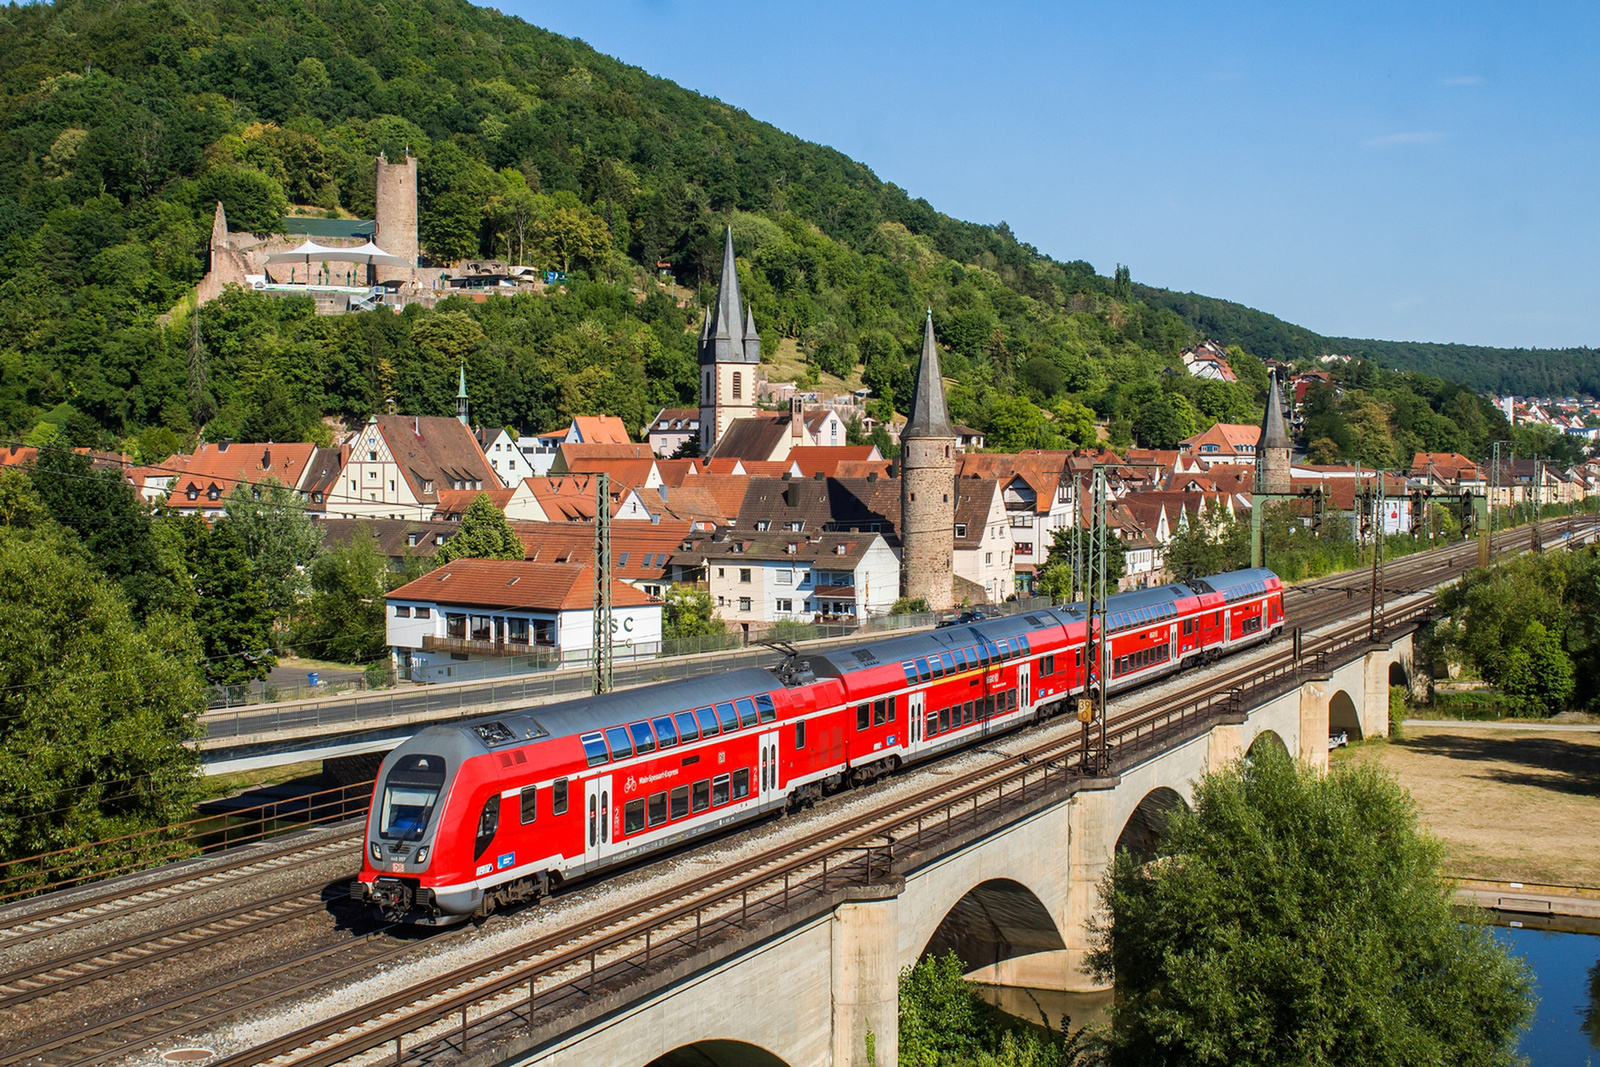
[907,691,926,752]
[1018,664,1031,713]
[1223,608,1232,646]
[759,730,781,806]
[583,774,611,868]
[1170,623,1178,664]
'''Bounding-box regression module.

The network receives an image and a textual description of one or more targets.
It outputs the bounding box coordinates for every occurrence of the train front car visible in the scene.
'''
[356,715,556,925]
[1188,567,1285,651]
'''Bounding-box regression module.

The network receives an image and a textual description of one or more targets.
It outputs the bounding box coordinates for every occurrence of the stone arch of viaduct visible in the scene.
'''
[507,634,1412,1067]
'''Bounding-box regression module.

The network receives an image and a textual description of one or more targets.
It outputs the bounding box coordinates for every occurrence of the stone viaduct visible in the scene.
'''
[465,632,1416,1067]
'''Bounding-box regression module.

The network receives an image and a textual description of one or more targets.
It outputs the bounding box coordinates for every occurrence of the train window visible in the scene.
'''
[1009,689,1019,710]
[731,768,750,800]
[553,778,568,815]
[648,791,668,827]
[902,662,918,684]
[967,699,978,722]
[694,706,719,738]
[520,786,537,825]
[976,645,990,668]
[962,702,974,726]
[623,799,646,835]
[1215,611,1221,624]
[629,721,656,755]
[857,704,870,730]
[1020,635,1031,655]
[604,726,633,760]
[601,791,608,843]
[712,775,731,806]
[1042,654,1055,676]
[872,699,889,726]
[939,707,950,731]
[580,732,609,767]
[915,658,932,683]
[715,702,740,733]
[653,717,679,749]
[673,711,700,743]
[928,655,944,679]
[736,698,759,728]
[473,795,501,860]
[670,785,690,820]
[1075,649,1083,666]
[692,779,711,812]
[924,710,938,737]
[952,648,967,671]
[795,719,807,748]
[757,694,777,723]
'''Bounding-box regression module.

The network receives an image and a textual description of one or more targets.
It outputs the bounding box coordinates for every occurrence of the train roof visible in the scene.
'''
[808,606,1078,679]
[403,666,784,756]
[1188,567,1279,595]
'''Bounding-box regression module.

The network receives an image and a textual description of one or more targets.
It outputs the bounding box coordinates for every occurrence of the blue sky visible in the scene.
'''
[499,1,1599,350]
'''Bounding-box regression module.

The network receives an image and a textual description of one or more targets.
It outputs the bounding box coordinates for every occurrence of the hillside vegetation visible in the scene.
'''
[0,0,1534,464]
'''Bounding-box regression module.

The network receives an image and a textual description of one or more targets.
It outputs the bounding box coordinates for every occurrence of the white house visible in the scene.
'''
[476,426,537,487]
[699,532,898,634]
[385,559,662,681]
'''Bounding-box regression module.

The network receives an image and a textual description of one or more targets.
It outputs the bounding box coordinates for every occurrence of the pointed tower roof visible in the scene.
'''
[456,363,470,425]
[698,227,758,365]
[1260,370,1290,450]
[904,311,954,440]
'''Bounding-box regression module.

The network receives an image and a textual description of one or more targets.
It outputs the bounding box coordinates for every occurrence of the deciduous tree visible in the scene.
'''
[1092,747,1534,1066]
[435,494,524,564]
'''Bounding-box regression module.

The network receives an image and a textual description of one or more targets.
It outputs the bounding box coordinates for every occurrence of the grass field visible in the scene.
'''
[1335,723,1600,886]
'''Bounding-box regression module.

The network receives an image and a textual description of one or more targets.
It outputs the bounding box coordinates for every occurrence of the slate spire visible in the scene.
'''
[903,310,954,440]
[1260,370,1290,451]
[698,227,759,365]
[456,362,469,425]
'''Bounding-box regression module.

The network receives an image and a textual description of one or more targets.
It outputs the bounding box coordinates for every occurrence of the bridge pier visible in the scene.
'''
[1299,682,1330,769]
[832,892,900,1066]
[1060,780,1119,993]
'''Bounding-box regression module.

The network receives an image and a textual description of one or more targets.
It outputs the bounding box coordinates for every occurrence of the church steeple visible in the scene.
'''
[456,362,469,425]
[1257,369,1291,494]
[904,310,954,440]
[698,227,760,365]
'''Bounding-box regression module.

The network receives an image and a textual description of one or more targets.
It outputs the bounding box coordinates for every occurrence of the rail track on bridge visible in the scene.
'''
[0,518,1587,1066]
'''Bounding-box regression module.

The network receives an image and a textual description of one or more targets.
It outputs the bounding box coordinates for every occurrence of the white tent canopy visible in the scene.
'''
[265,239,409,269]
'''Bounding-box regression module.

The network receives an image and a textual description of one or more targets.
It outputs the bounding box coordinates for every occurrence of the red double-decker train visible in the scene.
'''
[356,567,1284,923]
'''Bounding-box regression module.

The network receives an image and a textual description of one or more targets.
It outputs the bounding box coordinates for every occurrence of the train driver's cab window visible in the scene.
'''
[473,795,500,860]
[378,754,446,842]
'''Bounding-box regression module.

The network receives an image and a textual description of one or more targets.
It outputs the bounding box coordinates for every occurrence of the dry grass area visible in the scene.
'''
[1336,723,1600,886]
[763,337,866,395]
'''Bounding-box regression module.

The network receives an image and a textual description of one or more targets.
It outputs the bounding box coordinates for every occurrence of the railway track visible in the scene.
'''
[204,520,1586,1067]
[6,519,1584,1066]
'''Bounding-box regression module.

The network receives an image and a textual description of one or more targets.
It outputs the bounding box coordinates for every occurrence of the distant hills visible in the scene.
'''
[1136,286,1600,397]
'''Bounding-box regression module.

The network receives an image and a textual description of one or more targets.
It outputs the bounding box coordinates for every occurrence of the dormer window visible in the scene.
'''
[408,533,420,546]
[423,479,434,494]
[186,487,198,500]
[207,487,220,501]
[834,544,847,555]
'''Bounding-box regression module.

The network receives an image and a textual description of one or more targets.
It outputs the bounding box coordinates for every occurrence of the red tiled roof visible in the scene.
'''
[787,446,881,479]
[570,415,632,444]
[433,487,515,519]
[375,416,499,503]
[509,520,698,580]
[168,442,317,502]
[387,558,655,611]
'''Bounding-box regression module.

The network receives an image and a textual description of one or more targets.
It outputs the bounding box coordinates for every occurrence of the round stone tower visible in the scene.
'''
[900,311,957,610]
[373,151,418,287]
[1257,368,1292,495]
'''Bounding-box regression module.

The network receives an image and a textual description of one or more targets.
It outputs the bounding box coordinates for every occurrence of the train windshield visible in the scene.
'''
[378,754,446,841]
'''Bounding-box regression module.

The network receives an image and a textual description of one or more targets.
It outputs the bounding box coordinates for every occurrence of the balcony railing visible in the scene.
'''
[423,634,554,657]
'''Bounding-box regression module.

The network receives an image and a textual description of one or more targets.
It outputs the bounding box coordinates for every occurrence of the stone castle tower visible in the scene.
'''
[1257,369,1292,495]
[697,228,761,453]
[373,152,419,287]
[900,312,956,610]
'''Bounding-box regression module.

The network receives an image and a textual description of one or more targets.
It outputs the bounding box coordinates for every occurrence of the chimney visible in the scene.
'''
[814,471,825,480]
[261,448,270,469]
[867,471,878,482]
[784,483,799,508]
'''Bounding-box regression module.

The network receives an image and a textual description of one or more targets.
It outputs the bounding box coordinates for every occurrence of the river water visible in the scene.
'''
[1493,923,1600,1065]
[979,922,1600,1062]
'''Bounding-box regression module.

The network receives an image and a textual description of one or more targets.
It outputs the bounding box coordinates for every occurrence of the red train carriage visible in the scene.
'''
[355,567,1284,923]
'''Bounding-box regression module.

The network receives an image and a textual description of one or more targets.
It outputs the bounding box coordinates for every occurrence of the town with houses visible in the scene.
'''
[7,166,1597,687]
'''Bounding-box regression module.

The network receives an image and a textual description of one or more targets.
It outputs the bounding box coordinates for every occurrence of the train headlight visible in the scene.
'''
[370,842,382,863]
[414,846,429,865]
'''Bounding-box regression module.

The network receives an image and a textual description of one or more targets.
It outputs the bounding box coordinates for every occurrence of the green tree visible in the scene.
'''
[1497,619,1575,715]
[1162,503,1249,580]
[900,952,1097,1067]
[0,526,203,869]
[435,494,524,563]
[891,597,930,615]
[177,515,276,687]
[1091,747,1533,1066]
[662,584,726,639]
[221,479,325,622]
[294,536,389,665]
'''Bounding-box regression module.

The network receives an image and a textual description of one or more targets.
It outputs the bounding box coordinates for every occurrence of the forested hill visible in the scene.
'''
[0,0,1548,468]
[1135,285,1600,398]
